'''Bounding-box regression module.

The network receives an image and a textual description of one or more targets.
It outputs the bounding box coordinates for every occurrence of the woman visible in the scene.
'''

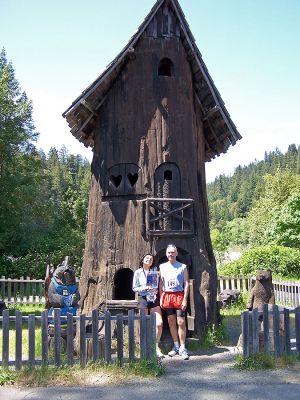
[132,253,164,357]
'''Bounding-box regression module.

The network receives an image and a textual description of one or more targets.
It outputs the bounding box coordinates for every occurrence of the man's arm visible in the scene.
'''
[181,267,189,310]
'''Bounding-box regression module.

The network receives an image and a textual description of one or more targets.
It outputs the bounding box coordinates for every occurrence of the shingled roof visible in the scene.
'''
[63,0,241,161]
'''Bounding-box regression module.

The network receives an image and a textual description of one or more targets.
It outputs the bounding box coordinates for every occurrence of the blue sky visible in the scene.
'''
[1,0,299,182]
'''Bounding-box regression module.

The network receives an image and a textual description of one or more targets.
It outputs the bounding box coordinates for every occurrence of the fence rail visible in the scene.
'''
[241,305,300,357]
[1,276,299,307]
[0,276,45,304]
[218,276,300,307]
[0,308,156,368]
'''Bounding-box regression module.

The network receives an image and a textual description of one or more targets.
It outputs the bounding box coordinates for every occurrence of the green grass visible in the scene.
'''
[0,358,165,387]
[234,353,300,371]
[0,304,44,359]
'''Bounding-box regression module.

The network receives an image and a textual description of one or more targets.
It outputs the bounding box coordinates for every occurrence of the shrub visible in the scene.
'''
[218,244,300,279]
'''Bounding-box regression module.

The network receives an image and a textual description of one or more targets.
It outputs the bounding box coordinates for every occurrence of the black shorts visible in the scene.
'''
[165,308,187,317]
[138,295,160,310]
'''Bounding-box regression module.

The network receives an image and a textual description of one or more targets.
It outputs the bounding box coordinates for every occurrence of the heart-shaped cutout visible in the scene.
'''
[110,174,122,188]
[127,173,138,187]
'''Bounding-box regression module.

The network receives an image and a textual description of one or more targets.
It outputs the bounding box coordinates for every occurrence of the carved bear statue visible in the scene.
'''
[247,269,275,312]
[47,257,80,342]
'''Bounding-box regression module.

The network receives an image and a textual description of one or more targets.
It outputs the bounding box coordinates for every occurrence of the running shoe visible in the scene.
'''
[179,347,189,360]
[168,346,179,357]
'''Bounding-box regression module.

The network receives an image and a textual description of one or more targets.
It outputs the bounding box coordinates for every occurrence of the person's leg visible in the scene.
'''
[176,312,189,360]
[150,306,163,343]
[177,316,186,346]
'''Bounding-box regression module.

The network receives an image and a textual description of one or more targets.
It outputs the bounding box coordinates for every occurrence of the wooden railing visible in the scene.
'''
[241,305,300,357]
[0,309,156,368]
[144,198,194,237]
[0,276,45,304]
[218,276,300,307]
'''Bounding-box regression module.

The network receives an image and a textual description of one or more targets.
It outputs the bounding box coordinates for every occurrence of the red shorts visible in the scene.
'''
[161,291,184,309]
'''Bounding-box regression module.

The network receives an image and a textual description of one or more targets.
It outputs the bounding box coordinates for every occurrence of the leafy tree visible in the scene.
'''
[218,245,300,279]
[0,48,41,255]
[268,193,300,248]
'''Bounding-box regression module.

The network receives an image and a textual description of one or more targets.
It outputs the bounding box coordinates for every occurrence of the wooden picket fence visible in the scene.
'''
[241,304,300,357]
[0,276,45,305]
[218,276,300,307]
[0,308,156,369]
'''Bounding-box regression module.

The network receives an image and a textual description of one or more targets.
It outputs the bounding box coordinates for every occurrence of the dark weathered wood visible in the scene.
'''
[263,303,269,353]
[92,309,99,362]
[67,313,74,365]
[116,314,124,365]
[145,315,151,359]
[28,314,35,367]
[252,308,259,353]
[242,311,249,357]
[283,308,291,354]
[80,314,86,368]
[2,309,9,367]
[295,307,300,356]
[41,310,48,365]
[150,313,156,358]
[272,305,281,357]
[15,310,22,370]
[53,308,61,366]
[248,312,253,355]
[104,311,112,364]
[140,311,147,359]
[128,309,135,361]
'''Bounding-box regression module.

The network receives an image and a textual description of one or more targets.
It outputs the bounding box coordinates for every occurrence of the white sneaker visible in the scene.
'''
[168,346,179,357]
[179,347,189,360]
[156,347,165,358]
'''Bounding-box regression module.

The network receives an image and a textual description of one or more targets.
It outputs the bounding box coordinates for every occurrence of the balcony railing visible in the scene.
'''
[144,198,194,237]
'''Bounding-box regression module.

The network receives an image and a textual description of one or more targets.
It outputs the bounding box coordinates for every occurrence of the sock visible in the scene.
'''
[179,343,186,350]
[174,341,179,349]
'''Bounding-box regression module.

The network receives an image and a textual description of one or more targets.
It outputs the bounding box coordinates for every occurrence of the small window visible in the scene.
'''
[158,58,174,77]
[164,170,173,180]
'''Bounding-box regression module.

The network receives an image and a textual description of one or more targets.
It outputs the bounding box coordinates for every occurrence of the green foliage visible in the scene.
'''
[221,291,248,315]
[234,352,300,371]
[234,353,275,370]
[200,323,228,348]
[0,50,91,278]
[218,245,300,279]
[268,193,300,248]
[0,359,165,387]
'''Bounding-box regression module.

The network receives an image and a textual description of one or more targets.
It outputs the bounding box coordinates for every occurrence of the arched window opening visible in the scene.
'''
[158,58,174,77]
[113,269,135,300]
[164,170,173,181]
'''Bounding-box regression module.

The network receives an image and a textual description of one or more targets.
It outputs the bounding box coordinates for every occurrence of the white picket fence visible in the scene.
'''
[218,276,300,307]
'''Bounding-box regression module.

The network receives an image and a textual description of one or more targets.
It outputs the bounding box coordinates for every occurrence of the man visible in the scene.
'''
[159,244,189,360]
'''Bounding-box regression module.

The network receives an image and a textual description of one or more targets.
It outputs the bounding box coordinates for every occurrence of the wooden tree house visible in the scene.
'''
[63,0,241,335]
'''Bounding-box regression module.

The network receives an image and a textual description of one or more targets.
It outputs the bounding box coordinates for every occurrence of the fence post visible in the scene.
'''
[252,308,259,353]
[241,311,249,357]
[41,310,48,365]
[15,310,22,370]
[295,307,300,356]
[263,304,269,353]
[104,311,112,364]
[67,312,74,366]
[284,308,291,355]
[2,309,9,367]
[140,310,147,359]
[92,309,99,363]
[28,314,36,367]
[80,313,87,368]
[53,308,61,366]
[150,313,156,359]
[272,305,281,357]
[116,314,124,365]
[128,309,135,361]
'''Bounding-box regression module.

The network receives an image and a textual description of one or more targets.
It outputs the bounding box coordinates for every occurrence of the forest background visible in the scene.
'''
[1,49,300,280]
